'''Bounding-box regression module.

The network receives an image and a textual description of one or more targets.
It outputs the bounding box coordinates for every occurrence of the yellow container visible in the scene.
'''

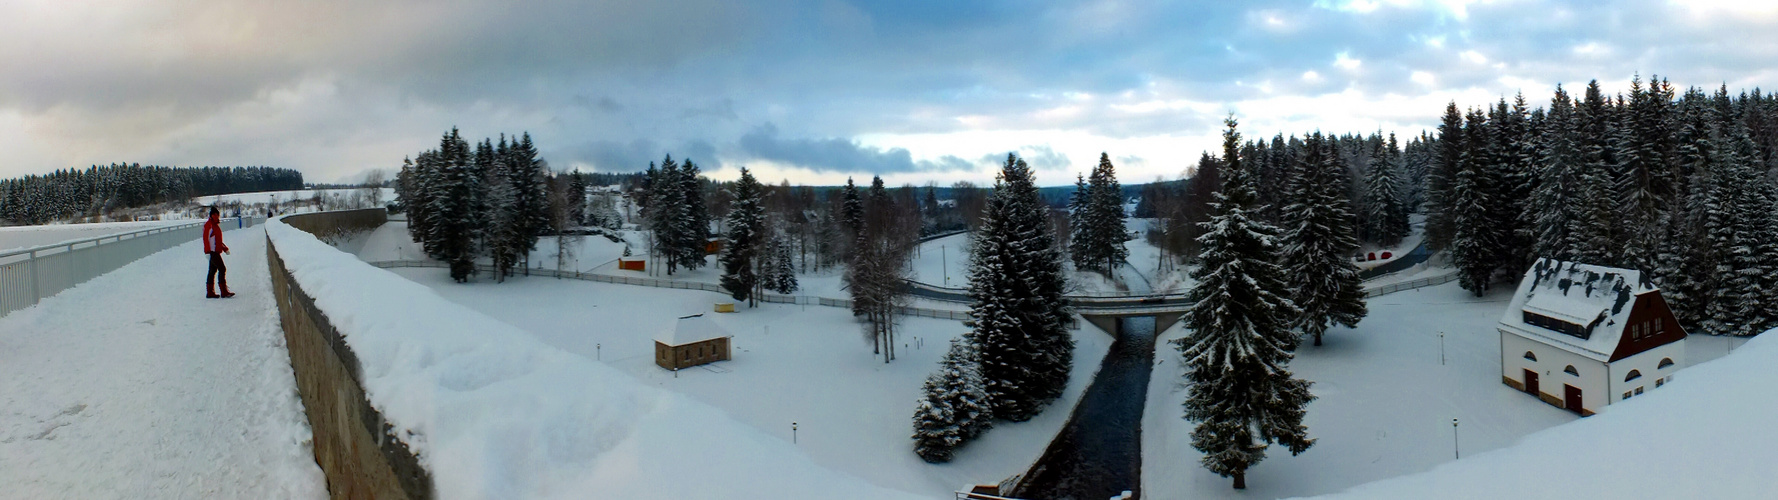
[714,303,736,313]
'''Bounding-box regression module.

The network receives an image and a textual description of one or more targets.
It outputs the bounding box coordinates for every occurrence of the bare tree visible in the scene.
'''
[361,169,387,209]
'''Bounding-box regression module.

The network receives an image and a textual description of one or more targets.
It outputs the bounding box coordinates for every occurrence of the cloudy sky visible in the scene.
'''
[2,0,1775,186]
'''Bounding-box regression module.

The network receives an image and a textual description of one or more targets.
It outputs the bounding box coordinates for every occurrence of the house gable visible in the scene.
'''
[1609,292,1686,362]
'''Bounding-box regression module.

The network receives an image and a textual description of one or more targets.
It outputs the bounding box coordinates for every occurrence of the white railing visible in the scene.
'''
[1363,270,1460,297]
[0,217,264,318]
[366,259,981,322]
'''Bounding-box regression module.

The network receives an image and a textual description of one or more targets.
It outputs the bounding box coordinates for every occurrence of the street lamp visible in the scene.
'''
[1453,418,1460,459]
[792,422,799,444]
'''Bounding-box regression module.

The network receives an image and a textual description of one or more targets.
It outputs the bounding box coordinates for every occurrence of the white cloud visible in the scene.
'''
[1411,71,1437,86]
[1460,50,1489,65]
[1303,70,1325,82]
[1335,52,1363,70]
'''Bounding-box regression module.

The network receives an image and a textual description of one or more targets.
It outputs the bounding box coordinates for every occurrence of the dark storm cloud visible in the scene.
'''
[738,123,971,174]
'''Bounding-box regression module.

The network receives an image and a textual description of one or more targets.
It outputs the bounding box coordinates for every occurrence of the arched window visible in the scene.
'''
[1658,358,1675,369]
[1524,351,1538,361]
[1564,365,1579,376]
[1625,370,1642,382]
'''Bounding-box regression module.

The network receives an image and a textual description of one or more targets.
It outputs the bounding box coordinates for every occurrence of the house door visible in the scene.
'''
[1523,369,1539,396]
[1564,384,1583,413]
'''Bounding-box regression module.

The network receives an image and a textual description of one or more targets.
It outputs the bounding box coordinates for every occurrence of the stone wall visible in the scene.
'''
[269,210,430,499]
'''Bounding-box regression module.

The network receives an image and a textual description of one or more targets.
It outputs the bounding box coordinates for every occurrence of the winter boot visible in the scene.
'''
[206,283,219,299]
[219,282,235,299]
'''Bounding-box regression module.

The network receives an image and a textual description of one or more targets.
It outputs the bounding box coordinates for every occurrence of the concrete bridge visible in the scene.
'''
[904,279,1189,335]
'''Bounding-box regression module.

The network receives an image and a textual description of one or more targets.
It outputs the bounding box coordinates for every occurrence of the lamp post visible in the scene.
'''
[792,422,798,444]
[596,343,601,361]
[1453,418,1460,459]
[1440,332,1446,366]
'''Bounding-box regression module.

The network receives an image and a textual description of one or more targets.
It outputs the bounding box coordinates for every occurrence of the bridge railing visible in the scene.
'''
[0,217,263,319]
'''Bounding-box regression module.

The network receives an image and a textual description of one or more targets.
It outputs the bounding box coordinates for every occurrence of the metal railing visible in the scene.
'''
[1363,270,1460,297]
[365,259,982,322]
[0,217,264,318]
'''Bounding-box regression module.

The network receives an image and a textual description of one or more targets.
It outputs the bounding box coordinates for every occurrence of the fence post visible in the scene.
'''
[28,250,40,307]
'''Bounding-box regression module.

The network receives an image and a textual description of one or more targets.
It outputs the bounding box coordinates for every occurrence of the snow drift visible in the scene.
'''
[1306,327,1778,499]
[265,219,919,499]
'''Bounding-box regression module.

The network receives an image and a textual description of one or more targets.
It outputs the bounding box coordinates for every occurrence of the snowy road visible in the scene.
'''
[0,229,325,498]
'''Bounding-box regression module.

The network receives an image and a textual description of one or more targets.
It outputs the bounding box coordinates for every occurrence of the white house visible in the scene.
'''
[1499,259,1686,416]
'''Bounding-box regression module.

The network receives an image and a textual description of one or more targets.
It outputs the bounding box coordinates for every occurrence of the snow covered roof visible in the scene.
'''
[655,314,731,346]
[1498,259,1654,362]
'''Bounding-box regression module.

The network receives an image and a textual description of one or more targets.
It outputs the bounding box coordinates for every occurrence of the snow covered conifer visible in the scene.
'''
[967,153,1072,422]
[1362,135,1409,246]
[720,167,766,306]
[1281,133,1368,347]
[911,337,991,463]
[428,128,480,282]
[1179,116,1313,490]
[1067,173,1089,268]
[1450,109,1499,296]
[1530,86,1581,261]
[647,156,685,274]
[1085,153,1129,275]
[840,177,864,242]
[675,159,711,272]
[482,138,522,281]
[767,234,800,294]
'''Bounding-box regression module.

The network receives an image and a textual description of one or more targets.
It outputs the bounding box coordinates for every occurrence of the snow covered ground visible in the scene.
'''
[267,220,972,499]
[0,219,194,254]
[0,228,325,498]
[381,266,1113,498]
[1143,281,1751,499]
[1306,327,1776,499]
[338,217,1114,497]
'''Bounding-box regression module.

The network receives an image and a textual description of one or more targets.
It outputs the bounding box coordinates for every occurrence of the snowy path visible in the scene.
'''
[0,229,325,498]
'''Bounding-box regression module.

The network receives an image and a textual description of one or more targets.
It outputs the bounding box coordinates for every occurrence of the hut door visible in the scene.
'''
[1564,384,1583,413]
[1523,369,1539,396]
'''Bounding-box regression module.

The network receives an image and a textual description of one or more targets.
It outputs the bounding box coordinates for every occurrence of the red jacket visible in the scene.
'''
[203,215,229,254]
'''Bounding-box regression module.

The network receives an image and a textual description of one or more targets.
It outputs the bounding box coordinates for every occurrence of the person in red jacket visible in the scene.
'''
[203,206,234,298]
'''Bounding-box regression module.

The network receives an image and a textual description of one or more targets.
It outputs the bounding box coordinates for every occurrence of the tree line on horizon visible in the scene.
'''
[0,164,303,225]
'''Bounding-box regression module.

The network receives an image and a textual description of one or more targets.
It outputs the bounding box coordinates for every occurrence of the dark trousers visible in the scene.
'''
[207,252,228,289]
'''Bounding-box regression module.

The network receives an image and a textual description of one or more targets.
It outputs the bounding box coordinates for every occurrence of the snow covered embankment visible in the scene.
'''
[264,219,918,500]
[1305,328,1778,500]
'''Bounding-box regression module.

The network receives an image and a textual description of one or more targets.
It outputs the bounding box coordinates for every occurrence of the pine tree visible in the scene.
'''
[1362,135,1409,246]
[1572,81,1620,266]
[968,153,1072,422]
[648,156,685,274]
[429,128,480,282]
[911,337,992,463]
[482,138,522,281]
[677,159,711,272]
[1085,153,1129,275]
[1179,116,1313,490]
[509,132,550,268]
[1530,85,1580,261]
[1450,109,1498,296]
[720,167,767,306]
[1281,133,1369,347]
[1426,102,1465,250]
[768,234,800,294]
[840,177,864,242]
[1067,173,1090,269]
